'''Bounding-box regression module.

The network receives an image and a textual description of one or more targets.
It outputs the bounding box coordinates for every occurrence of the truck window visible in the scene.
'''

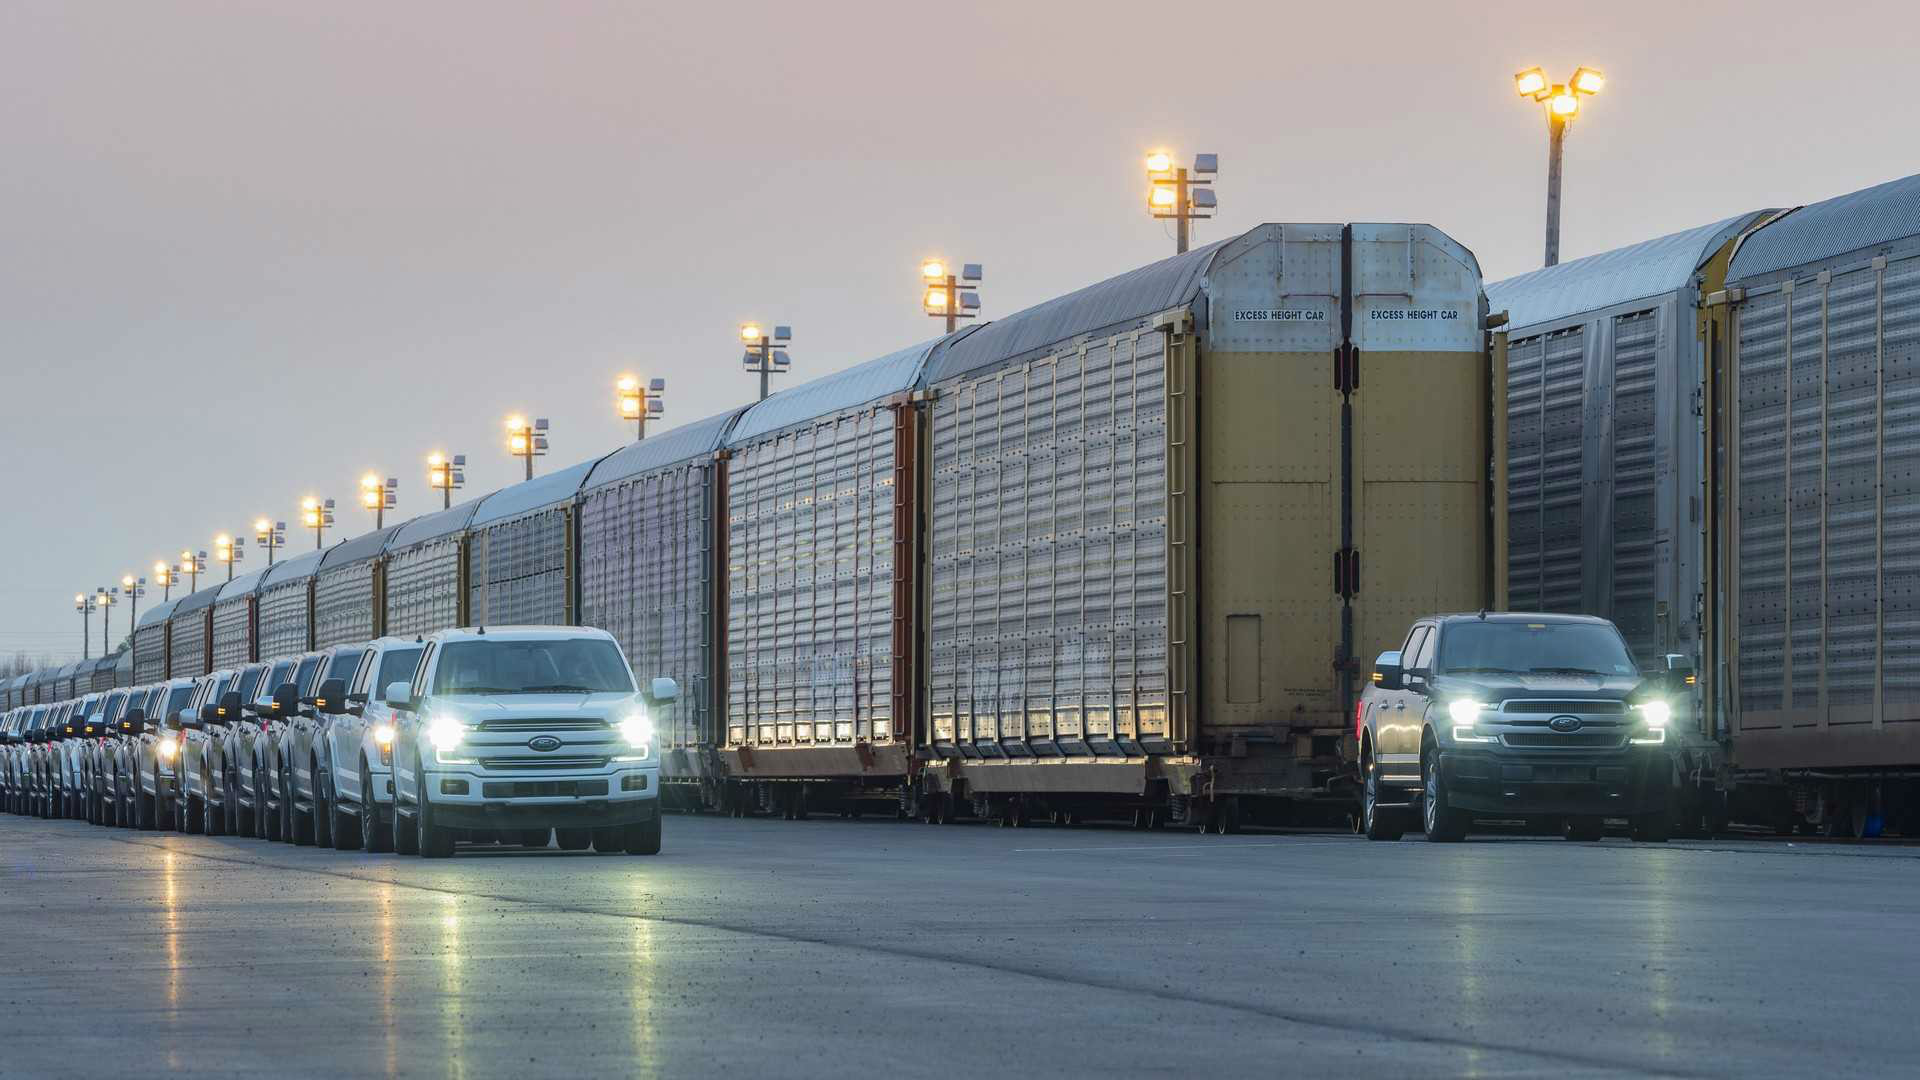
[236,667,265,702]
[293,657,323,696]
[430,639,633,695]
[1435,621,1637,676]
[1408,627,1437,672]
[1401,626,1430,666]
[376,648,423,697]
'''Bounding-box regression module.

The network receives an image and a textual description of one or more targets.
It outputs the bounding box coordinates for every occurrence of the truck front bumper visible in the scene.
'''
[421,766,660,830]
[1440,748,1671,818]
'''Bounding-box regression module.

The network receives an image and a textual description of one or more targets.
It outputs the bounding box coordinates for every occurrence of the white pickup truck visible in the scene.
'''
[383,626,673,858]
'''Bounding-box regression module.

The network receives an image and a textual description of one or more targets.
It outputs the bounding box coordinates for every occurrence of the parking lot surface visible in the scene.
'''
[3,814,1916,1078]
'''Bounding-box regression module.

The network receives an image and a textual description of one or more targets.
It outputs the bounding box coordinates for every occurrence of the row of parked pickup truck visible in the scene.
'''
[2,626,677,857]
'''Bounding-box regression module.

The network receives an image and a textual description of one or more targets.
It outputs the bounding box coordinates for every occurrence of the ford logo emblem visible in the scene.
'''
[526,736,563,752]
[1548,715,1583,733]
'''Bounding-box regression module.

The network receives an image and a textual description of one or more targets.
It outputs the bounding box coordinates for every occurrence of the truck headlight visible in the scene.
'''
[426,716,465,753]
[156,735,178,762]
[1446,700,1486,725]
[1636,700,1671,728]
[616,713,655,761]
[1451,725,1496,745]
[372,724,395,747]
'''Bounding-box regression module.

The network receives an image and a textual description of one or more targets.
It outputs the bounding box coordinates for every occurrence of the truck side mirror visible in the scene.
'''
[644,677,679,705]
[1371,651,1404,692]
[217,691,243,723]
[198,703,220,726]
[383,681,416,712]
[315,678,348,716]
[122,708,146,735]
[174,709,201,731]
[271,684,300,717]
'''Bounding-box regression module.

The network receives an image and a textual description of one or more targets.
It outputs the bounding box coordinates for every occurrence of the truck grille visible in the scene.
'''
[477,756,609,771]
[481,780,609,798]
[1500,700,1628,715]
[1501,733,1624,748]
[475,718,610,733]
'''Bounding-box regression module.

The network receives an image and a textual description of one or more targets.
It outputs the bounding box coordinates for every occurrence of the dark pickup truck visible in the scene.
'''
[1355,612,1674,842]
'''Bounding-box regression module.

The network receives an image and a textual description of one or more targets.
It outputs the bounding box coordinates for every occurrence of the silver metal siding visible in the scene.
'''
[1504,334,1546,609]
[726,405,898,749]
[1737,289,1790,716]
[1887,257,1920,714]
[468,508,569,627]
[1610,310,1660,654]
[385,537,463,639]
[578,460,714,770]
[257,580,311,661]
[928,330,1168,755]
[211,598,251,670]
[134,624,167,684]
[313,561,377,648]
[170,612,208,678]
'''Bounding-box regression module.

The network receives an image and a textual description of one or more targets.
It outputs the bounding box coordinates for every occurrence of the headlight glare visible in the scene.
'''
[426,716,465,753]
[372,724,395,746]
[1447,699,1485,725]
[156,735,178,761]
[1638,700,1671,728]
[618,712,655,754]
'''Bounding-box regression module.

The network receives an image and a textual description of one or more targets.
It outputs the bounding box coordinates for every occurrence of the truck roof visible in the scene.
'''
[1428,612,1616,626]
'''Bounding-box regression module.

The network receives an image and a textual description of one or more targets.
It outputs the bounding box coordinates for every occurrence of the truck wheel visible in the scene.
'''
[184,792,204,835]
[361,761,393,853]
[1629,813,1669,843]
[391,798,419,856]
[259,772,280,841]
[286,773,312,846]
[311,761,335,849]
[1422,750,1468,842]
[1362,765,1404,841]
[625,815,662,856]
[415,785,454,859]
[555,828,592,851]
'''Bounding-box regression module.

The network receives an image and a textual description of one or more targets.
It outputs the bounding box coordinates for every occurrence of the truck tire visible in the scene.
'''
[184,792,204,835]
[311,760,334,849]
[556,828,592,851]
[285,772,311,846]
[591,826,625,853]
[625,815,662,855]
[415,785,454,859]
[361,761,393,853]
[1362,765,1405,841]
[1422,750,1468,842]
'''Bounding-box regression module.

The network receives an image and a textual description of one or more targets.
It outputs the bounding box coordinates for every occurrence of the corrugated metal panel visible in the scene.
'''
[1610,310,1660,656]
[1730,173,1920,283]
[387,498,481,548]
[257,546,329,590]
[584,408,744,490]
[112,649,132,688]
[1505,334,1546,610]
[727,402,901,749]
[313,559,378,648]
[386,536,464,638]
[88,658,116,694]
[1737,288,1790,717]
[211,568,266,671]
[133,597,180,684]
[469,507,570,626]
[1541,328,1587,612]
[726,342,933,446]
[1488,215,1757,332]
[469,457,606,529]
[134,597,181,633]
[257,578,312,661]
[170,608,210,679]
[579,456,716,773]
[928,329,1169,755]
[924,240,1223,384]
[1883,257,1920,713]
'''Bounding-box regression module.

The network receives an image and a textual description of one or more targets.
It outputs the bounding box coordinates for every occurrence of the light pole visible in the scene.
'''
[214,534,243,582]
[96,587,115,653]
[506,416,548,481]
[920,259,983,335]
[301,497,335,549]
[153,562,173,601]
[616,375,666,441]
[178,550,205,594]
[1514,66,1604,267]
[75,593,96,659]
[118,575,145,640]
[1145,151,1218,254]
[255,518,286,567]
[360,473,397,528]
[740,323,792,402]
[427,452,466,510]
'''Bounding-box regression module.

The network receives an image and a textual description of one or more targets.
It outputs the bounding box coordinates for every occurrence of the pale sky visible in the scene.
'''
[3,0,1916,663]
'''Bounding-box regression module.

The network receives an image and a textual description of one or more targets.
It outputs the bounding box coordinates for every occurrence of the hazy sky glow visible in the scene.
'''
[3,0,1916,662]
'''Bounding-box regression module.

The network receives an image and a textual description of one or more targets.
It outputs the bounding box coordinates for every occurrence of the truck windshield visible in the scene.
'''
[163,686,194,723]
[430,639,633,695]
[1436,621,1637,676]
[377,648,423,695]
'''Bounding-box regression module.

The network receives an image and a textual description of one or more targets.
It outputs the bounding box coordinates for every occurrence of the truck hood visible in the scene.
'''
[419,692,638,721]
[1428,672,1647,701]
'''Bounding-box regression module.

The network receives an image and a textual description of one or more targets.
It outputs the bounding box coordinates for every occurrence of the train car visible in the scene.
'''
[51,660,83,702]
[384,500,479,638]
[169,584,222,680]
[1488,211,1771,671]
[467,454,611,627]
[112,647,132,689]
[4,673,25,709]
[912,223,1494,827]
[577,407,746,801]
[257,547,333,662]
[88,653,119,694]
[212,567,266,670]
[313,525,402,649]
[717,342,935,814]
[22,670,45,705]
[132,598,179,684]
[1704,172,1920,835]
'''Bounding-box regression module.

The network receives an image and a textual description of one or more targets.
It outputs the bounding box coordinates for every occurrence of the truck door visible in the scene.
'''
[1378,623,1431,773]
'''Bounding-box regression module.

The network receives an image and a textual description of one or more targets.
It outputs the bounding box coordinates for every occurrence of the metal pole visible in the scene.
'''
[945,274,958,335]
[1544,112,1566,268]
[266,536,276,567]
[524,434,533,482]
[1176,167,1190,254]
[81,605,89,660]
[129,589,137,641]
[758,337,770,402]
[442,484,451,511]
